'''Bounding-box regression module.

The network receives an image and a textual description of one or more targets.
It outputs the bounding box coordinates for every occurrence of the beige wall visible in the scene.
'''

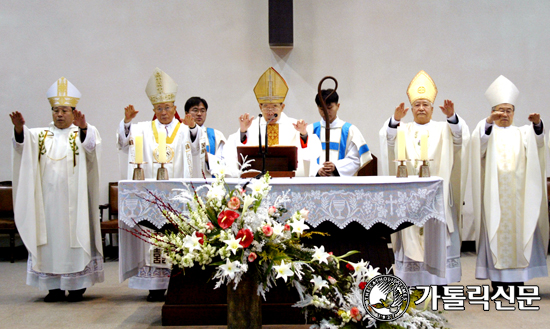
[2,1,550,239]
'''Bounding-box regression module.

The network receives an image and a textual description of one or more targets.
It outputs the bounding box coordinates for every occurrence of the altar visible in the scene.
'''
[118,176,446,325]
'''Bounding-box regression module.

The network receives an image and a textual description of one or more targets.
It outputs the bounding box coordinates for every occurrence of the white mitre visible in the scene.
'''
[485,75,519,107]
[145,67,178,105]
[47,77,81,107]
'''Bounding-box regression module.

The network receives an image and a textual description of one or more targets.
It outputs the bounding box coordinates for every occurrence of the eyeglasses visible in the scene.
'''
[494,109,514,115]
[261,107,280,113]
[190,108,207,114]
[154,105,174,113]
[52,108,72,114]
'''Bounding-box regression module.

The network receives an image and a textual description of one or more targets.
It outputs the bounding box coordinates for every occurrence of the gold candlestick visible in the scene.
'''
[156,162,169,180]
[394,159,409,178]
[418,159,432,178]
[130,162,146,180]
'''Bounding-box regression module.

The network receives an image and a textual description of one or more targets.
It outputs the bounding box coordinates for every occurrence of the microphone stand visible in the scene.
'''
[256,113,278,179]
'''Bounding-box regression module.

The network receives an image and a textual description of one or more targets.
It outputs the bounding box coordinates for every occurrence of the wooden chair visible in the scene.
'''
[99,182,119,260]
[0,181,18,263]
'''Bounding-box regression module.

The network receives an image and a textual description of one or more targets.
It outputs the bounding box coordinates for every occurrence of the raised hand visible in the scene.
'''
[394,103,409,121]
[239,113,254,133]
[73,110,87,129]
[182,113,196,128]
[292,119,308,136]
[439,99,455,118]
[528,113,541,125]
[124,105,139,123]
[10,111,25,134]
[486,111,506,124]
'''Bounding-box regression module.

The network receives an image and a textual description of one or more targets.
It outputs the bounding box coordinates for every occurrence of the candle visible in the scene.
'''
[158,130,167,163]
[420,131,428,160]
[397,127,406,161]
[134,135,143,164]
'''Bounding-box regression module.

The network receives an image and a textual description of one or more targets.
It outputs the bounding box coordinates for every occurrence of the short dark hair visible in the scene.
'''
[184,97,208,113]
[315,89,339,107]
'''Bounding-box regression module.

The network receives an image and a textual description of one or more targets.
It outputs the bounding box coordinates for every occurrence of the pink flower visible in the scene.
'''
[262,225,273,237]
[236,228,254,248]
[350,307,361,321]
[268,206,277,215]
[284,224,291,231]
[206,222,214,230]
[248,252,257,262]
[300,208,309,220]
[327,276,337,285]
[217,210,239,229]
[195,232,205,245]
[227,196,241,210]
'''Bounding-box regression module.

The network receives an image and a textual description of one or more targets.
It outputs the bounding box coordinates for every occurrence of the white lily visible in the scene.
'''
[183,232,202,252]
[219,258,240,279]
[272,222,284,236]
[365,264,380,280]
[349,259,369,277]
[310,275,329,294]
[311,245,330,265]
[223,235,243,255]
[273,260,294,282]
[289,218,309,235]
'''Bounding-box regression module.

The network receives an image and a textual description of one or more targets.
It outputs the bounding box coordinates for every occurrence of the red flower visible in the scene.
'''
[346,263,354,271]
[359,282,367,290]
[206,222,214,230]
[227,196,241,210]
[195,232,205,245]
[248,252,257,262]
[350,307,361,321]
[283,224,291,231]
[262,225,273,237]
[217,210,239,229]
[236,228,254,248]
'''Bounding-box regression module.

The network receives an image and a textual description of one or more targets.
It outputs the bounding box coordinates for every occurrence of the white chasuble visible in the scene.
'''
[379,116,470,285]
[472,120,548,281]
[12,124,103,289]
[308,117,372,176]
[117,118,204,288]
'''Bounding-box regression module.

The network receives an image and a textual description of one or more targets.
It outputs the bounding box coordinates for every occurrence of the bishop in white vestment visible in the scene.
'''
[116,68,204,301]
[379,71,470,286]
[184,96,226,177]
[10,77,103,302]
[472,76,548,292]
[224,67,321,177]
[308,89,372,176]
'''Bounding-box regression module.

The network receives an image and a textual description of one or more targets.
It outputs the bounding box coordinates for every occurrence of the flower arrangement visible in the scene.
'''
[130,164,448,329]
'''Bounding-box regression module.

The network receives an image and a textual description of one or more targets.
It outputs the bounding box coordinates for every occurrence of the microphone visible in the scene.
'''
[257,113,263,152]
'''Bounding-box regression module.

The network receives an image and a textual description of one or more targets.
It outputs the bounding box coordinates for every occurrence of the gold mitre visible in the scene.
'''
[145,67,178,105]
[406,70,438,104]
[254,67,288,104]
[485,75,519,107]
[47,77,81,107]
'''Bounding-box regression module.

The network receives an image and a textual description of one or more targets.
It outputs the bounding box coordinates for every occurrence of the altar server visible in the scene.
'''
[184,96,226,177]
[10,77,103,302]
[308,89,372,176]
[471,75,548,293]
[379,70,470,286]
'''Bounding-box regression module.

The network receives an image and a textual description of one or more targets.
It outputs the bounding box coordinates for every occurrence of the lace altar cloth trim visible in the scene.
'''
[118,176,445,230]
